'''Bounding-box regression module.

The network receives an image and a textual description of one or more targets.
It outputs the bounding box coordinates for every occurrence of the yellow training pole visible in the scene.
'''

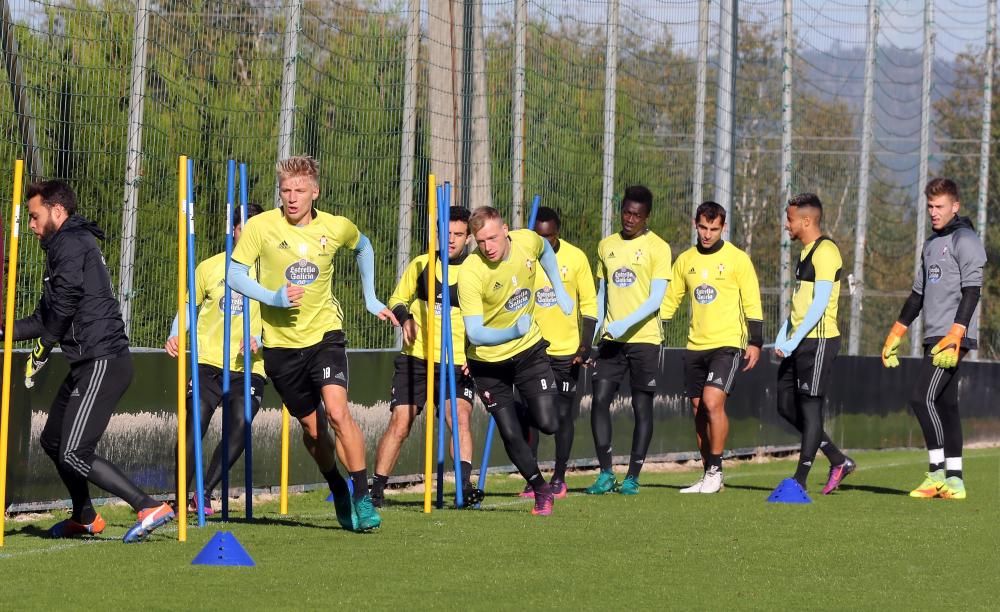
[423,175,438,513]
[0,159,24,547]
[279,406,290,514]
[176,155,188,542]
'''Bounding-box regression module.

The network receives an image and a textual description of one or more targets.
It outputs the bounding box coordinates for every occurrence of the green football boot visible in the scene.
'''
[353,494,382,532]
[585,470,619,495]
[618,475,640,495]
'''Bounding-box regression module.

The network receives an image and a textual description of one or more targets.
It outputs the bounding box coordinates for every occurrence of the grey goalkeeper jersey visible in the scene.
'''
[915,216,986,348]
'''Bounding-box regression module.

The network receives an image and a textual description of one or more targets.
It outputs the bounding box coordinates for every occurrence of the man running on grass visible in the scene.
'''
[660,202,763,494]
[520,206,598,500]
[587,186,671,496]
[880,178,985,500]
[458,206,574,516]
[370,205,483,507]
[773,193,855,494]
[165,203,267,516]
[229,155,397,532]
[8,180,174,542]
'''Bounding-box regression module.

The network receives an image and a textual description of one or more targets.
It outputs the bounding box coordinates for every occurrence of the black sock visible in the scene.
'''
[819,438,846,465]
[460,461,473,487]
[707,453,723,472]
[77,502,98,525]
[371,473,389,495]
[322,467,349,496]
[349,470,369,502]
[527,470,547,493]
[626,457,644,480]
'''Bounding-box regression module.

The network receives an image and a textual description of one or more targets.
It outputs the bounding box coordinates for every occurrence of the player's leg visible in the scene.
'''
[935,352,966,499]
[696,348,741,494]
[587,341,625,494]
[201,373,265,500]
[549,358,579,497]
[185,365,222,515]
[41,374,103,537]
[680,350,710,493]
[619,343,659,495]
[446,388,481,501]
[372,355,424,506]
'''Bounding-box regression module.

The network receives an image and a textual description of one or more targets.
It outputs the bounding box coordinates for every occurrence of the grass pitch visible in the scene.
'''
[2,448,998,610]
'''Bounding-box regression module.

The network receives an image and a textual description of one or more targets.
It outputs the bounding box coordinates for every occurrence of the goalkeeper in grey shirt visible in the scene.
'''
[880,178,986,500]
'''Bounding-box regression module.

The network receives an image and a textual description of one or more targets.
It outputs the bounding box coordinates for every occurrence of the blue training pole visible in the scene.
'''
[221,160,235,520]
[239,163,254,520]
[186,157,206,527]
[476,193,541,500]
[441,184,464,508]
[435,184,447,509]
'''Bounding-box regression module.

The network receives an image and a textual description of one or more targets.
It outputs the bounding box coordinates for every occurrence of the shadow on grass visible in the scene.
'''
[719,484,776,493]
[222,516,343,530]
[10,524,120,542]
[838,484,909,496]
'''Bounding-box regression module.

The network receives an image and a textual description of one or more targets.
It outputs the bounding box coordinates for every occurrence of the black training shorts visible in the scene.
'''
[777,336,840,398]
[390,354,475,411]
[468,340,557,415]
[263,330,349,418]
[683,347,743,398]
[591,340,661,391]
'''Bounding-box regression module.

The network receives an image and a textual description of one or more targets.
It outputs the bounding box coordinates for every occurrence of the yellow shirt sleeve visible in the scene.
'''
[813,242,840,283]
[388,256,422,310]
[457,260,484,318]
[331,216,362,251]
[659,256,686,320]
[653,239,672,281]
[737,252,763,321]
[231,215,263,268]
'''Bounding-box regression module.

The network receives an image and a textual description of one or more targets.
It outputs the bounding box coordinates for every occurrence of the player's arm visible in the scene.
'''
[167,260,210,357]
[737,255,764,370]
[457,263,529,346]
[574,254,599,363]
[774,280,832,357]
[388,258,421,345]
[539,240,574,315]
[881,289,922,368]
[658,258,685,322]
[353,233,398,325]
[228,220,301,307]
[928,231,987,368]
[605,278,668,340]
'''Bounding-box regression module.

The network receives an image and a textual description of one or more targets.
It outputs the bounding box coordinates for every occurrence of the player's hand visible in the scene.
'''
[742,345,760,371]
[24,338,52,389]
[238,336,260,355]
[773,347,785,359]
[402,319,417,346]
[165,335,180,358]
[461,363,470,377]
[283,282,305,307]
[572,344,594,367]
[376,306,400,326]
[606,320,629,340]
[881,321,907,368]
[930,323,965,369]
[515,314,532,337]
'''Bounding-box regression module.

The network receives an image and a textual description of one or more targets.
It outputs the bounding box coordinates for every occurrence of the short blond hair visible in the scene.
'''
[469,206,504,235]
[276,155,319,184]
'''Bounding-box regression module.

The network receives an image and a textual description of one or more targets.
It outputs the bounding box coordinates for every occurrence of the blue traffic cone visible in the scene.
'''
[767,478,812,504]
[192,531,255,567]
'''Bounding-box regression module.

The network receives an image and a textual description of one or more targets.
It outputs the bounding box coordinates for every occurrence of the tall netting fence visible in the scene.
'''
[1,0,997,358]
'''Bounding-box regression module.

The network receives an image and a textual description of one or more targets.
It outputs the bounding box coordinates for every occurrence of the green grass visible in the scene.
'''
[3,448,999,610]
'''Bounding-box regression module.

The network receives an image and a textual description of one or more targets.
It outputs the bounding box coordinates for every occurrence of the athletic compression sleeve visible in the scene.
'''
[954,285,980,328]
[540,241,574,315]
[774,318,790,347]
[228,260,290,307]
[776,280,832,353]
[464,314,530,346]
[747,319,764,348]
[896,290,923,326]
[605,279,668,339]
[353,234,388,316]
[596,279,606,337]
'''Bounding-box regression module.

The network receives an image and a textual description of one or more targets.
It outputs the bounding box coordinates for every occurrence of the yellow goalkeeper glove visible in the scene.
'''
[930,323,965,369]
[24,338,53,389]
[880,322,907,368]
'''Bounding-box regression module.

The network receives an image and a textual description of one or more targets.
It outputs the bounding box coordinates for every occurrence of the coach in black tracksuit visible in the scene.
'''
[8,180,167,538]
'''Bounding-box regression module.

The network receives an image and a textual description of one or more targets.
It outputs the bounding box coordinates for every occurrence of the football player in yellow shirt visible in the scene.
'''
[458,206,574,516]
[519,207,598,500]
[660,202,763,494]
[773,193,854,494]
[370,206,482,507]
[587,186,671,496]
[165,203,266,516]
[228,156,398,532]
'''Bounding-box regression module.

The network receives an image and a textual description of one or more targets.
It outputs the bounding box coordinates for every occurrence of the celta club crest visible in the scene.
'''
[634,249,643,263]
[525,259,533,271]
[320,235,327,251]
[560,265,569,280]
[718,263,725,275]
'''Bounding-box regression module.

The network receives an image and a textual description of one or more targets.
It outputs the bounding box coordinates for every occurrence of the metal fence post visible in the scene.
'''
[511,0,526,228]
[692,0,710,241]
[600,0,620,238]
[275,0,302,207]
[779,0,793,327]
[849,0,878,356]
[973,0,996,359]
[912,0,935,356]
[118,0,150,336]
[714,0,738,241]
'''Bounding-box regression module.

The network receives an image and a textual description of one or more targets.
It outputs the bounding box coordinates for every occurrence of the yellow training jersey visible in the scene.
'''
[660,241,763,351]
[596,230,672,345]
[189,252,265,376]
[791,237,842,339]
[389,254,467,365]
[231,207,361,349]
[532,238,598,356]
[458,229,545,362]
